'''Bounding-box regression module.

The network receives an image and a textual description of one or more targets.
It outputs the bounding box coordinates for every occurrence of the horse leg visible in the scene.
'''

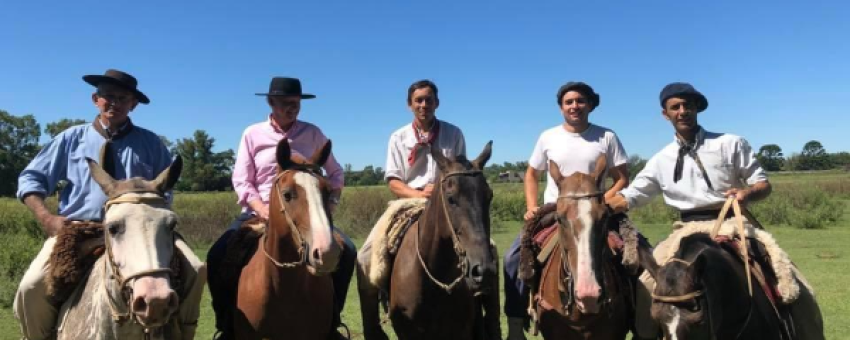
[357,259,389,340]
[482,243,502,340]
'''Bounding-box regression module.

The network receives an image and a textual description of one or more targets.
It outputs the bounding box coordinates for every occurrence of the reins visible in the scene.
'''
[260,170,310,268]
[415,169,482,293]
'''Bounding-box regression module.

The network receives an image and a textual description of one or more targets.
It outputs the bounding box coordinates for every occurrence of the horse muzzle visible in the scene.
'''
[306,241,341,276]
[131,276,179,327]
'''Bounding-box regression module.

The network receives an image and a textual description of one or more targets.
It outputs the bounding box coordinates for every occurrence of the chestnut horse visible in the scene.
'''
[535,156,631,339]
[233,139,342,340]
[370,142,498,340]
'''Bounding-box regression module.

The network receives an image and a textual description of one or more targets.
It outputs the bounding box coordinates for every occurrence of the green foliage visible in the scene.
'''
[173,130,235,191]
[44,118,87,138]
[0,110,41,197]
[796,140,831,170]
[334,186,395,236]
[757,144,784,171]
[343,164,385,186]
[627,155,648,180]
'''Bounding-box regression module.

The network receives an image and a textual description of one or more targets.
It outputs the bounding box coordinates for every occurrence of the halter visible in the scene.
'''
[100,193,174,330]
[259,169,321,269]
[415,169,483,293]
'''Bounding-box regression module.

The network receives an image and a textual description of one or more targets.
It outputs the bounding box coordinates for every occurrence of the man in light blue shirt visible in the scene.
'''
[14,69,205,340]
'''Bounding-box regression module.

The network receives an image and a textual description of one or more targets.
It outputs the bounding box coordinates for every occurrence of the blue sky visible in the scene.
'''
[2,1,847,169]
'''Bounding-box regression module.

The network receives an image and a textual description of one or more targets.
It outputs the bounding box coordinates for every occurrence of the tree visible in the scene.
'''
[627,155,647,180]
[44,118,87,138]
[756,144,784,171]
[172,130,235,191]
[0,110,41,196]
[798,140,830,170]
[829,152,850,170]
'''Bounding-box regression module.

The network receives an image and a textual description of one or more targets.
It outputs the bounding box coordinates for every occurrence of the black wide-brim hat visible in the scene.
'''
[556,81,600,109]
[83,69,150,104]
[255,77,316,99]
[660,82,708,113]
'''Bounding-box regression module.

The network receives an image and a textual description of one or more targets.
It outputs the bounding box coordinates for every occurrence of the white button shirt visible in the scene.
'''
[384,120,466,189]
[620,127,768,212]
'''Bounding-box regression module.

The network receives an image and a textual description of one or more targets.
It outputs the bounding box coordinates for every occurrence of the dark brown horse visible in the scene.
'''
[646,233,793,340]
[233,139,342,340]
[367,142,498,340]
[535,156,631,339]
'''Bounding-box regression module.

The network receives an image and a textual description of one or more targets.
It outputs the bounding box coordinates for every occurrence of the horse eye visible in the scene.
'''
[108,223,120,235]
[448,196,458,206]
[284,191,293,202]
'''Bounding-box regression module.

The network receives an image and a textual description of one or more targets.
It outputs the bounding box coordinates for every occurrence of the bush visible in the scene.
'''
[750,185,844,229]
[335,187,396,238]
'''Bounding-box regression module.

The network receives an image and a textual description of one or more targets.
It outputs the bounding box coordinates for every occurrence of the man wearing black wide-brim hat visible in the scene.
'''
[206,77,355,340]
[607,82,824,339]
[15,69,206,340]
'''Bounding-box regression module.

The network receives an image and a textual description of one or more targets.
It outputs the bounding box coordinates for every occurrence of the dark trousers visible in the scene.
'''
[503,234,528,318]
[207,212,357,333]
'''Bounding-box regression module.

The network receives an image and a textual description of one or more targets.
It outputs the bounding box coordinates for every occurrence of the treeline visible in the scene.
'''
[0,110,235,196]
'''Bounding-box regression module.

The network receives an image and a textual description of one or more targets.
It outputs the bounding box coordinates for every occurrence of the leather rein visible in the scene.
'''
[101,194,174,331]
[415,169,483,293]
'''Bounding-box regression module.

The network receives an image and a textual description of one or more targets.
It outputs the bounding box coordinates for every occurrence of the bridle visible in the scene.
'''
[101,193,175,331]
[260,168,325,269]
[553,190,611,314]
[415,169,484,293]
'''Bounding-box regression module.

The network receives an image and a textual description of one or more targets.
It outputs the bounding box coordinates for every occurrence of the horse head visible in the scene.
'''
[86,154,183,329]
[648,234,753,340]
[429,141,495,293]
[268,138,341,276]
[548,155,610,314]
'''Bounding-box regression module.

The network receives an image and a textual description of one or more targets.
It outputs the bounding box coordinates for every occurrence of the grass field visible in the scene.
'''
[0,171,848,339]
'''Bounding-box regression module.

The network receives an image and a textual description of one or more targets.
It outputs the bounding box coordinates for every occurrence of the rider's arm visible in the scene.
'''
[18,130,72,236]
[524,166,541,212]
[605,164,629,200]
[388,178,427,199]
[613,156,662,212]
[22,194,66,237]
[233,129,263,211]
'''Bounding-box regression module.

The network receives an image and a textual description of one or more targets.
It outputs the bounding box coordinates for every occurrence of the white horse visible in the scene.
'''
[56,156,189,340]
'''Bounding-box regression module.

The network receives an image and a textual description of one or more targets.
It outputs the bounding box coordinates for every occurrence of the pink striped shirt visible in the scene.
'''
[232,116,344,212]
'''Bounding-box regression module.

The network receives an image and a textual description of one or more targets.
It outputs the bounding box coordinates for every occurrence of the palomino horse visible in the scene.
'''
[57,155,185,339]
[535,156,631,339]
[646,233,793,340]
[365,142,498,340]
[233,139,342,340]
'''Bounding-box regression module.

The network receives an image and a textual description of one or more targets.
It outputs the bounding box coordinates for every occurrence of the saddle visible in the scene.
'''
[46,221,184,305]
[367,198,428,289]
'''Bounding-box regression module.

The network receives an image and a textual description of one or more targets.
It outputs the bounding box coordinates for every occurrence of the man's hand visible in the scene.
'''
[524,206,540,221]
[606,194,629,214]
[40,214,68,237]
[724,188,751,204]
[419,184,435,198]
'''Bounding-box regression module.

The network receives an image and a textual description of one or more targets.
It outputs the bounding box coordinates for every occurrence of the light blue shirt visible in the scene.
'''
[17,122,172,222]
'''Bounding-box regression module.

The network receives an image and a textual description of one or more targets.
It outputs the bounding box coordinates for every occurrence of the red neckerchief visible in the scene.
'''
[408,119,440,166]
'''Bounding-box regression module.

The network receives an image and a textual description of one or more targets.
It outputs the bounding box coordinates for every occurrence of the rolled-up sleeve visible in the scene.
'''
[736,138,768,185]
[232,129,261,205]
[17,134,69,201]
[384,132,405,181]
[620,156,662,209]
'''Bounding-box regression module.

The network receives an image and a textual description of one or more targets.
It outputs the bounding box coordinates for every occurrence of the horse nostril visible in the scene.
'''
[470,264,484,282]
[132,296,148,316]
[313,248,322,262]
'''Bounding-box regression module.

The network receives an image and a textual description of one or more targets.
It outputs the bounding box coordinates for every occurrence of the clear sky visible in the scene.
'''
[2,0,847,169]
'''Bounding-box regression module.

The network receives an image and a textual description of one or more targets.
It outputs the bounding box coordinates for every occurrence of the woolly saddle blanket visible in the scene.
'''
[647,221,812,304]
[368,198,429,289]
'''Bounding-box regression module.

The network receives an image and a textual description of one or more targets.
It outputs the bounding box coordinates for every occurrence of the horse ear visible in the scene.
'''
[86,157,117,197]
[471,141,493,170]
[99,142,117,178]
[276,139,294,170]
[592,154,607,189]
[153,156,183,193]
[548,160,564,184]
[641,251,660,280]
[430,143,451,171]
[310,140,332,166]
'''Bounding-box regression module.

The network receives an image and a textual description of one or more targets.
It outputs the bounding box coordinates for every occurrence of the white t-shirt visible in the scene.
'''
[620,128,767,212]
[528,124,629,204]
[385,120,466,189]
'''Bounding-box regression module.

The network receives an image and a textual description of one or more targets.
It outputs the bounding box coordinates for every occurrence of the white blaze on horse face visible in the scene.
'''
[293,172,340,272]
[666,306,681,340]
[573,198,602,313]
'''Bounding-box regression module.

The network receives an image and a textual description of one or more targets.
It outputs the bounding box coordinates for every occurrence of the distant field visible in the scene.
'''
[0,171,847,339]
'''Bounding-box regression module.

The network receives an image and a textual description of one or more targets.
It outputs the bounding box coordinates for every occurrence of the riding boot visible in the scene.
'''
[506,317,527,340]
[357,264,389,340]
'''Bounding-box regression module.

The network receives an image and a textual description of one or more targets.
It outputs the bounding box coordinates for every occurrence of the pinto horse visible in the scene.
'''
[368,142,498,340]
[535,156,631,339]
[646,233,794,340]
[232,139,342,340]
[57,155,185,339]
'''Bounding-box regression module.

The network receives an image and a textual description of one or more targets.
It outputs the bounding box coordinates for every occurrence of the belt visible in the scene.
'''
[679,209,734,222]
